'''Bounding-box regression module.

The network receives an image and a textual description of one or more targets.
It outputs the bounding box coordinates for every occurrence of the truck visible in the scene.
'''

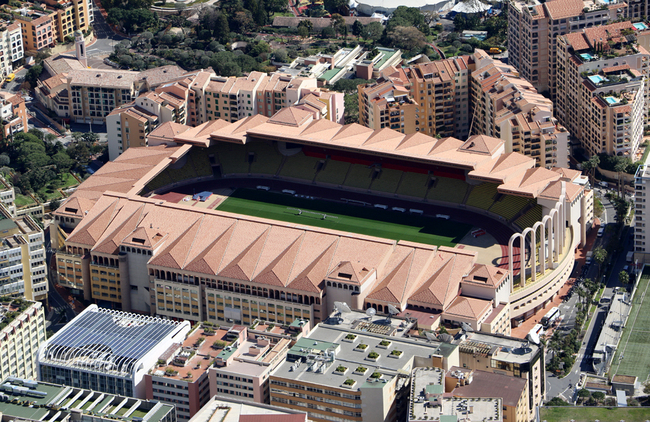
[627,251,634,263]
[489,48,502,54]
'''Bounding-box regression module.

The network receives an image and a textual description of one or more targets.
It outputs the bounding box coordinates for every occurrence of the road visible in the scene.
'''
[545,189,633,403]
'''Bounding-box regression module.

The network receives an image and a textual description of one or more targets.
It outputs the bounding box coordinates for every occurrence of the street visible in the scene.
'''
[545,188,633,403]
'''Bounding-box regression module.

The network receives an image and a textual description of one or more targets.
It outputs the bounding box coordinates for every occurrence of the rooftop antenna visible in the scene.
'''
[366,307,376,322]
[386,304,400,323]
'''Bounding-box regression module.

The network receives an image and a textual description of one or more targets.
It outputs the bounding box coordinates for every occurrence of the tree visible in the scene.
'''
[352,20,363,39]
[81,132,99,143]
[297,19,313,35]
[592,391,605,401]
[214,12,230,44]
[615,160,627,197]
[387,26,427,52]
[52,151,74,172]
[581,155,600,187]
[71,132,84,142]
[593,246,607,275]
[387,6,429,34]
[321,26,336,39]
[644,383,650,395]
[577,389,591,398]
[272,48,288,63]
[323,0,347,14]
[0,154,9,167]
[363,22,384,43]
[26,64,43,88]
[298,25,309,38]
[545,397,569,406]
[619,270,630,285]
[330,14,345,38]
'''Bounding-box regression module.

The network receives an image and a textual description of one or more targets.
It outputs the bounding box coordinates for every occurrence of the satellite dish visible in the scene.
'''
[425,331,438,342]
[366,307,376,320]
[387,304,400,315]
[461,322,474,332]
[334,301,352,313]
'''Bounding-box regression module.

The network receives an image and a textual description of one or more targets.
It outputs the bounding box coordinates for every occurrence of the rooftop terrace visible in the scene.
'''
[0,378,174,422]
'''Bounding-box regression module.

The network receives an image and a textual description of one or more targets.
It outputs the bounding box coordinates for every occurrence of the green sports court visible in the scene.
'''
[216,188,472,247]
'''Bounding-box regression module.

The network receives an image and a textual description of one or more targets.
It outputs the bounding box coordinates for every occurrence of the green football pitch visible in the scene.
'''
[611,267,650,382]
[216,189,472,247]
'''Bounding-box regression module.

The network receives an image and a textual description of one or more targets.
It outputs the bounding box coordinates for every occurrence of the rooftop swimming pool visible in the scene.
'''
[588,74,607,84]
[634,22,648,30]
[604,96,620,105]
[580,53,594,61]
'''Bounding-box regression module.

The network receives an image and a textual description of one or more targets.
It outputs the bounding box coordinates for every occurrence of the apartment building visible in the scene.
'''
[0,91,28,138]
[470,50,569,168]
[409,367,504,422]
[0,23,23,80]
[145,325,220,421]
[359,57,471,138]
[443,368,529,422]
[269,314,457,422]
[106,102,160,160]
[16,7,56,51]
[44,0,90,42]
[189,396,308,422]
[38,305,190,398]
[0,300,45,381]
[0,378,177,422]
[634,157,650,256]
[0,206,48,301]
[507,0,625,98]
[208,323,302,404]
[459,332,545,422]
[556,21,650,157]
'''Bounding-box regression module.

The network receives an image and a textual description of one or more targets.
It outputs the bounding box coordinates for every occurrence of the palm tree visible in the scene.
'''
[582,155,600,187]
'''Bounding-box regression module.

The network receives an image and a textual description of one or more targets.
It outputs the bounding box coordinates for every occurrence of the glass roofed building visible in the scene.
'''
[37,305,191,398]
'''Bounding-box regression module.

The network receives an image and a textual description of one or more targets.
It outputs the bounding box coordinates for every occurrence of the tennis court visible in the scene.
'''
[216,189,472,247]
[611,267,650,382]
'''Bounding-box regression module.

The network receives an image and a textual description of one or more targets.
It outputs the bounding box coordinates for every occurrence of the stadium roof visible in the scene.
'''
[40,305,186,377]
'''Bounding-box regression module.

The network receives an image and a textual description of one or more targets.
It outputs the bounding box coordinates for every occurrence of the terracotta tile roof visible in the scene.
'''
[603,64,631,73]
[443,296,492,320]
[538,180,584,202]
[498,167,562,198]
[551,167,581,181]
[268,107,313,127]
[563,32,590,51]
[462,264,508,289]
[54,145,181,220]
[543,0,584,20]
[148,122,191,144]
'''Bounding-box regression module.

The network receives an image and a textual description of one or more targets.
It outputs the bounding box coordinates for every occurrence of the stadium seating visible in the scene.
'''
[278,152,322,180]
[188,147,213,177]
[465,183,499,210]
[218,144,249,175]
[489,195,531,221]
[425,177,468,203]
[248,143,283,175]
[145,170,174,192]
[514,204,543,230]
[315,160,350,185]
[370,168,403,194]
[343,164,374,190]
[396,172,429,198]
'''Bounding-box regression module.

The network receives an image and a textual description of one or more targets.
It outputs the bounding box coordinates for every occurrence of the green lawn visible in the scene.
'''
[610,267,650,381]
[216,189,471,246]
[540,406,650,422]
[60,172,80,188]
[15,194,35,208]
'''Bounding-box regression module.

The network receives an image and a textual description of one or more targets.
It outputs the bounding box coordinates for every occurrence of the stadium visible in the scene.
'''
[52,107,593,334]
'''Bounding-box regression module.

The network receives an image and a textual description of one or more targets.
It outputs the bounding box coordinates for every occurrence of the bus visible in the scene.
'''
[540,307,560,328]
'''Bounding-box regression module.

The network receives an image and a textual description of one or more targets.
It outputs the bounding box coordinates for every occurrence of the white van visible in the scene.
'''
[597,227,604,237]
